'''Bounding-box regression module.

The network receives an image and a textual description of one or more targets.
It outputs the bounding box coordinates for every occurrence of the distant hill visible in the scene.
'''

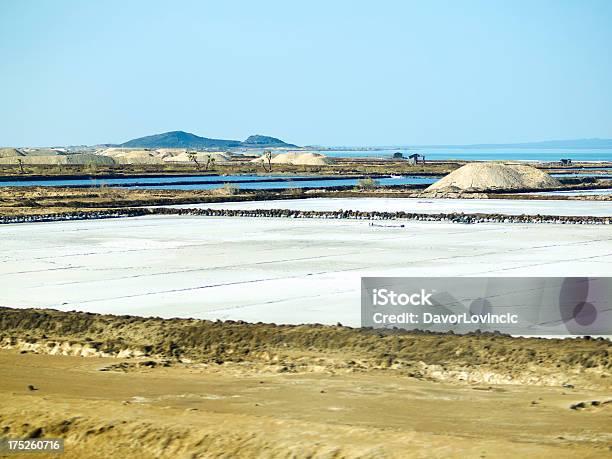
[242,135,296,148]
[119,131,241,149]
[419,138,612,149]
[119,131,295,149]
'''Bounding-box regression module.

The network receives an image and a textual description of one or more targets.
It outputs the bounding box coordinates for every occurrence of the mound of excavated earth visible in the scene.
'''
[0,153,116,165]
[99,149,163,165]
[164,152,232,163]
[425,162,561,193]
[252,151,331,166]
[0,148,25,158]
[95,148,233,165]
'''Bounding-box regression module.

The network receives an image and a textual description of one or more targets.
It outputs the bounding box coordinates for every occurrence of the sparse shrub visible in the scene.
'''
[286,187,302,197]
[84,162,98,174]
[356,177,379,190]
[213,183,239,196]
[95,182,112,199]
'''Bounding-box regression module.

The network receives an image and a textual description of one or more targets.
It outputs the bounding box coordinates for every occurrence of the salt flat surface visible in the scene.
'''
[2,216,611,326]
[531,189,612,196]
[169,197,612,217]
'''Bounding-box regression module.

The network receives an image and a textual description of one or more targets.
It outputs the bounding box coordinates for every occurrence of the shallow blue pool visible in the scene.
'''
[0,174,438,190]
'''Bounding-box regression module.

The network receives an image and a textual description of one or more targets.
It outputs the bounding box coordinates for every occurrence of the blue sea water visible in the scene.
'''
[318,148,612,162]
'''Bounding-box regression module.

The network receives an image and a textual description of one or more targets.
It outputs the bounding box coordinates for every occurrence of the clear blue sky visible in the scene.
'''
[1,0,611,147]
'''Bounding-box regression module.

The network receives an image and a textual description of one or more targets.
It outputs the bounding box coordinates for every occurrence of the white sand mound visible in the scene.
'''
[156,148,187,155]
[112,151,164,165]
[426,162,561,192]
[155,148,186,160]
[251,152,331,166]
[164,152,232,163]
[20,148,62,156]
[0,148,25,158]
[96,149,162,165]
[164,152,190,162]
[0,153,116,165]
[63,154,116,165]
[98,148,150,156]
[96,148,232,164]
[0,155,57,165]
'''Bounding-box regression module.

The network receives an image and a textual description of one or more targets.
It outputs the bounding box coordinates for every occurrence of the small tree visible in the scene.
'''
[17,158,25,174]
[263,150,273,172]
[205,154,216,171]
[188,151,200,170]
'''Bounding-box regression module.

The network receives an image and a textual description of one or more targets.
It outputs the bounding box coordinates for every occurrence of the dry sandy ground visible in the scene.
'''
[0,186,257,217]
[1,349,610,458]
[1,308,609,458]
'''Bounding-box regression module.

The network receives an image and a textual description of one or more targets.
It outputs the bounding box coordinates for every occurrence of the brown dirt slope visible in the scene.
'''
[1,307,609,388]
[0,308,610,458]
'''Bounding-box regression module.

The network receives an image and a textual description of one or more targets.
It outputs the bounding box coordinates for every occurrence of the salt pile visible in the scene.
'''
[0,148,25,158]
[164,152,232,163]
[426,162,561,193]
[252,151,331,166]
[0,152,114,165]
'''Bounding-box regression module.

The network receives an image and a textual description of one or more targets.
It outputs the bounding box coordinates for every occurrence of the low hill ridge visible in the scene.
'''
[242,135,296,147]
[120,131,295,149]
